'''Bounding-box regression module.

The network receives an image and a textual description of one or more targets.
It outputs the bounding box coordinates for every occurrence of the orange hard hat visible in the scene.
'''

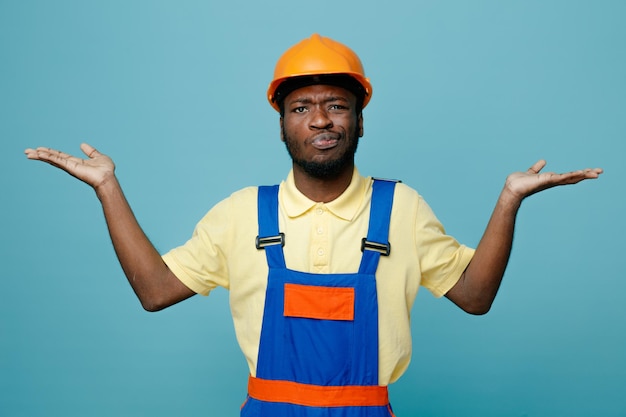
[267,34,373,112]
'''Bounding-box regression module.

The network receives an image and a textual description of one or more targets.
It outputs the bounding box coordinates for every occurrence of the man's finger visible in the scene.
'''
[527,159,547,174]
[80,143,99,159]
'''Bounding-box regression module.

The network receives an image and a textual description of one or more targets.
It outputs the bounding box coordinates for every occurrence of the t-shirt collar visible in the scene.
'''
[281,167,366,221]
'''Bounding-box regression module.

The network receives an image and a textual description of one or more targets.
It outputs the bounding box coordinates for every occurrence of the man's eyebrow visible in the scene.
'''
[324,96,350,103]
[289,97,313,105]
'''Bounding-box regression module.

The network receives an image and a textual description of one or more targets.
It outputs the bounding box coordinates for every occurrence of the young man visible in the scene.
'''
[25,34,602,416]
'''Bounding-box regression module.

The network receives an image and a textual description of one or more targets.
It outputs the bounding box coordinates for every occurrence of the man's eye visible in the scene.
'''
[329,104,347,110]
[293,106,307,113]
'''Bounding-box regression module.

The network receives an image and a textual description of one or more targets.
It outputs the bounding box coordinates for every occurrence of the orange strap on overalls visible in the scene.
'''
[247,375,390,408]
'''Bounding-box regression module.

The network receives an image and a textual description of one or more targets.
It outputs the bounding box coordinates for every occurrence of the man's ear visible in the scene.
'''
[279,117,285,142]
[358,113,364,138]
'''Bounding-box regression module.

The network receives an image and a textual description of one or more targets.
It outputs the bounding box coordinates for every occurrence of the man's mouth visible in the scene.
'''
[311,134,339,150]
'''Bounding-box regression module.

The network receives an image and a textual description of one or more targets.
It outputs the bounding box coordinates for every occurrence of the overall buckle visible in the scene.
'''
[361,238,391,256]
[256,233,285,249]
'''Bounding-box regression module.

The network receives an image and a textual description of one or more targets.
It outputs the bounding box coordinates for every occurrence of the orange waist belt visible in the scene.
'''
[247,375,389,408]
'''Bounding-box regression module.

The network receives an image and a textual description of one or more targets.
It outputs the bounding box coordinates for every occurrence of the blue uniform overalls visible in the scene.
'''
[241,179,397,417]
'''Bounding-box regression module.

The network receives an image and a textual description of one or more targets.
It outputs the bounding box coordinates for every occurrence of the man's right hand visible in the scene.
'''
[24,143,115,190]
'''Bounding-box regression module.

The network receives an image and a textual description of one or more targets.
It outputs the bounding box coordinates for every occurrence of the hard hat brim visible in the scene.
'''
[268,72,372,112]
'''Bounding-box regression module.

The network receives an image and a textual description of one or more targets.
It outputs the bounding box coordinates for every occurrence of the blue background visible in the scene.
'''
[2,1,624,416]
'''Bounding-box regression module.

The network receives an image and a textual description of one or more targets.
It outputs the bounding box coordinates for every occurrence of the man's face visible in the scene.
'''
[280,84,363,180]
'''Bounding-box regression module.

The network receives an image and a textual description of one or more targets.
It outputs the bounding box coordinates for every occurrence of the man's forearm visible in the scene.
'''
[448,189,522,314]
[95,177,193,311]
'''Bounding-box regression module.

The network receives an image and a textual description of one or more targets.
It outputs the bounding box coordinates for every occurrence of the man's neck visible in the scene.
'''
[292,164,354,203]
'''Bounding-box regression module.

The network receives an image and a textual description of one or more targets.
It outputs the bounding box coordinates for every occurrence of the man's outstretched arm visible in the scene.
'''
[445,160,603,315]
[25,143,195,311]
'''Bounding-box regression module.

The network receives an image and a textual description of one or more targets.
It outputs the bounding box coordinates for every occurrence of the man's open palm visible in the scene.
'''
[24,143,115,189]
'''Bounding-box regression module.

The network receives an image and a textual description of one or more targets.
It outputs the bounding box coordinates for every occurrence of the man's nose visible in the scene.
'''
[309,107,333,130]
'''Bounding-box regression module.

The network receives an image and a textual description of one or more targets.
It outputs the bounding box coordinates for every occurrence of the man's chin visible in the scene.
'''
[294,159,349,180]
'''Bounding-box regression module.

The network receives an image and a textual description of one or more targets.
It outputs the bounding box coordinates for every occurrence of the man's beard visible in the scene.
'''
[282,126,360,180]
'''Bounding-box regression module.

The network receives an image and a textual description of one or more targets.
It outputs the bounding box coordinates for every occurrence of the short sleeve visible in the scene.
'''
[161,196,235,296]
[414,195,475,297]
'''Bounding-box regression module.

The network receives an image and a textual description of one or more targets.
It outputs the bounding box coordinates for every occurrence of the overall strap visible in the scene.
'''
[358,179,397,275]
[256,185,286,269]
